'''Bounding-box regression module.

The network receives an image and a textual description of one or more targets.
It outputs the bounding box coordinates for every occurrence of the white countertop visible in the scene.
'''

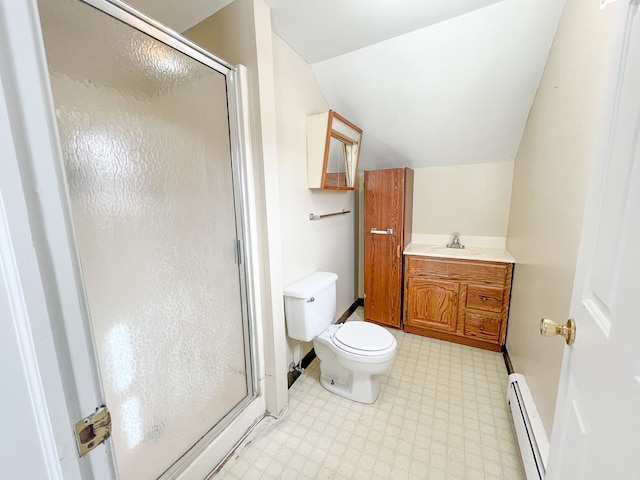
[404,242,516,264]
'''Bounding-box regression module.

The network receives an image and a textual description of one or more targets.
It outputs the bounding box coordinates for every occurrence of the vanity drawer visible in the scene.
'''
[464,310,501,342]
[406,256,508,284]
[466,285,504,313]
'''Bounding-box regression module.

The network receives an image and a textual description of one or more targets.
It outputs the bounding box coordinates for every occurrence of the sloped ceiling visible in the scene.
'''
[309,0,566,169]
[263,0,503,63]
[125,0,565,170]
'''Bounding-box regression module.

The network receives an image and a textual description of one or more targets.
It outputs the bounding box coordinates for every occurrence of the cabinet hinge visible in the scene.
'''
[74,405,111,457]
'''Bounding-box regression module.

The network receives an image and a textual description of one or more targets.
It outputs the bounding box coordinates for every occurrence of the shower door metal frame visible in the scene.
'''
[36,0,264,477]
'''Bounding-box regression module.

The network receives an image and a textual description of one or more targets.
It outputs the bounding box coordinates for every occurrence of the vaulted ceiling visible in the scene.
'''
[124,0,565,170]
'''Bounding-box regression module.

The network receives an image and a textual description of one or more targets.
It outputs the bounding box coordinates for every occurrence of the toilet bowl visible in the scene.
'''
[283,271,397,404]
[313,322,396,403]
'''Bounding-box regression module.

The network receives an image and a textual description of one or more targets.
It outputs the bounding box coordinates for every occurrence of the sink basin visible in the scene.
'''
[422,245,487,257]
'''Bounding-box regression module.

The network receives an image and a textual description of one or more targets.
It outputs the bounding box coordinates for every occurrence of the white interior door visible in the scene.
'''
[546,2,640,478]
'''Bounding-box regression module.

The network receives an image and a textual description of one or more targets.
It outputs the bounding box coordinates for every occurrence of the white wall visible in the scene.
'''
[272,34,358,364]
[412,161,514,237]
[505,0,617,434]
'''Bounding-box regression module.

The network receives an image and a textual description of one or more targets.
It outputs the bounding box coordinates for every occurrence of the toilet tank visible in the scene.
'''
[283,271,338,342]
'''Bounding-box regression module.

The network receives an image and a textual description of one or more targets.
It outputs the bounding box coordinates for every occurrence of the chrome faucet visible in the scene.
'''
[446,233,465,249]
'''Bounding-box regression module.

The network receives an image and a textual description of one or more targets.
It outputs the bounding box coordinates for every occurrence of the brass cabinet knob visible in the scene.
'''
[540,318,576,345]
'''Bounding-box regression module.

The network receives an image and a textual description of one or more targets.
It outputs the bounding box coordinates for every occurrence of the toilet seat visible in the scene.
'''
[332,322,395,356]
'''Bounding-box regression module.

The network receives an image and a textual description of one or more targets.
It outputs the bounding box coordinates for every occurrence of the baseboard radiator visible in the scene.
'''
[507,374,550,480]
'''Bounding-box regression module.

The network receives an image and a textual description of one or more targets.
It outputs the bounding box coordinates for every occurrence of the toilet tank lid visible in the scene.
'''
[283,271,338,298]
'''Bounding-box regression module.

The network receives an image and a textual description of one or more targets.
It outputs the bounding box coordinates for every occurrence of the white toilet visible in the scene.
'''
[283,271,397,404]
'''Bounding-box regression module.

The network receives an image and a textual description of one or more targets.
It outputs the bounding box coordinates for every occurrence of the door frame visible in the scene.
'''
[0,0,269,478]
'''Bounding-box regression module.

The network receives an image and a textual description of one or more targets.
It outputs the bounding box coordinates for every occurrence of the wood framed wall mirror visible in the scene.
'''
[307,110,363,190]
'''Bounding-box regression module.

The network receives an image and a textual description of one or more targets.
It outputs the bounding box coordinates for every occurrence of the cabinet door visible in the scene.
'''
[405,278,459,333]
[364,168,406,327]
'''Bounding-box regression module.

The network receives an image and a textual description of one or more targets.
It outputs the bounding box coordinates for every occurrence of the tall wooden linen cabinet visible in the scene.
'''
[363,168,414,328]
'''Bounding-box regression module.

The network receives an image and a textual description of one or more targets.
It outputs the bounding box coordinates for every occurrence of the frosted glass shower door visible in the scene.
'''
[37,0,254,478]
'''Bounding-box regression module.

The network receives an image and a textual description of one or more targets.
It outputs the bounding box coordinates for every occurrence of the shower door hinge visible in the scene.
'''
[74,405,111,457]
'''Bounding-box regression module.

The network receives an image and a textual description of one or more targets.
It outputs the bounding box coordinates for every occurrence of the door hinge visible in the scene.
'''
[74,405,111,457]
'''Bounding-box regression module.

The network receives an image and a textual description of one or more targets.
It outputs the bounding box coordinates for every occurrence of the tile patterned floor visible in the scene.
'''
[213,308,524,479]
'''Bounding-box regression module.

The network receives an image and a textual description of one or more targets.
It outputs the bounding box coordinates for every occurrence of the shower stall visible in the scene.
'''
[33,0,264,477]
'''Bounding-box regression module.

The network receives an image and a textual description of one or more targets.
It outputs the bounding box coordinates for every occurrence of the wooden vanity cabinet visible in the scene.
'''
[403,255,513,351]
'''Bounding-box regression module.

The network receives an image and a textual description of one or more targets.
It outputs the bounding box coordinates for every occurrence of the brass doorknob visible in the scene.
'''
[540,318,576,345]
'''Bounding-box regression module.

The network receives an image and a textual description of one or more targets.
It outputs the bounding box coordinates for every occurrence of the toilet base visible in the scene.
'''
[319,369,381,404]
[312,324,396,404]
